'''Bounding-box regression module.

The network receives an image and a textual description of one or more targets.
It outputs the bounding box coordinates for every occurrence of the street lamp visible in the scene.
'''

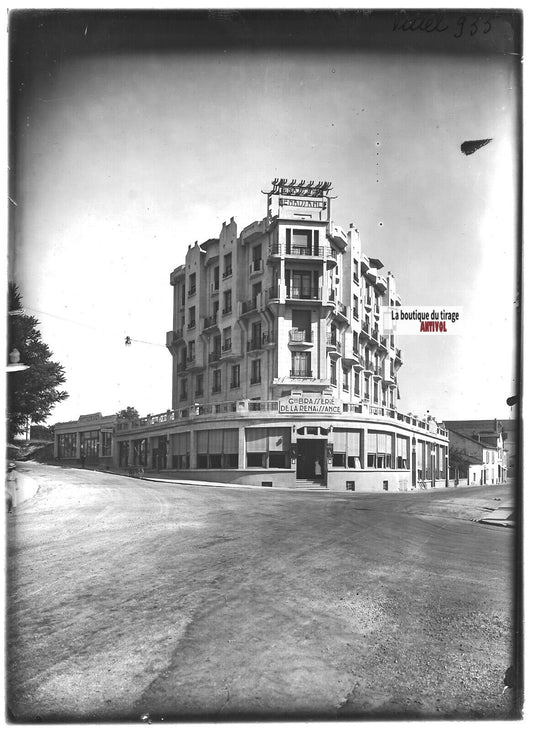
[6,347,29,373]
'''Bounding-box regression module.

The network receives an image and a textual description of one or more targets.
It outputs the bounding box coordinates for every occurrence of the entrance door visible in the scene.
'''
[296,439,326,482]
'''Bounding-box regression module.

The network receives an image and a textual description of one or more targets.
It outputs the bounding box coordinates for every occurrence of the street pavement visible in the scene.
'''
[5,463,519,721]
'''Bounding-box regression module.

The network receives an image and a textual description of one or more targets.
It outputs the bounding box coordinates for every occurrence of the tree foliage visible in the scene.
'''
[116,406,139,420]
[7,283,69,439]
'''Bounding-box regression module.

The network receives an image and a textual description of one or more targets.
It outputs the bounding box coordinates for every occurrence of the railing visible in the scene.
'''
[286,288,320,300]
[222,268,232,279]
[241,298,257,314]
[290,369,313,377]
[222,339,232,352]
[247,338,263,351]
[371,327,379,340]
[116,403,450,436]
[326,333,340,350]
[203,316,217,329]
[352,308,359,320]
[380,335,387,347]
[262,332,275,345]
[267,286,280,301]
[336,302,348,317]
[186,355,195,364]
[187,321,196,330]
[250,376,261,385]
[208,351,221,363]
[268,244,337,259]
[362,321,369,333]
[222,306,232,315]
[289,329,313,343]
[188,288,196,297]
[249,260,263,274]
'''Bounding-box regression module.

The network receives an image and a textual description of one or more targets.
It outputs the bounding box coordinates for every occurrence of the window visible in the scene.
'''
[246,428,290,468]
[179,378,188,401]
[373,381,379,403]
[353,371,360,396]
[195,374,204,397]
[367,431,393,469]
[213,266,220,291]
[396,436,409,469]
[188,273,196,296]
[187,340,195,361]
[80,430,99,460]
[342,369,349,392]
[330,360,337,386]
[223,253,232,278]
[353,295,359,320]
[291,228,312,254]
[223,289,232,314]
[101,431,112,457]
[252,244,262,270]
[212,369,222,393]
[171,432,190,469]
[230,364,240,389]
[57,433,77,459]
[364,376,370,400]
[251,321,262,349]
[353,332,358,353]
[188,306,196,329]
[223,326,232,352]
[180,283,185,307]
[196,429,238,469]
[291,351,311,377]
[292,309,311,341]
[251,359,261,384]
[332,429,362,468]
[288,270,319,299]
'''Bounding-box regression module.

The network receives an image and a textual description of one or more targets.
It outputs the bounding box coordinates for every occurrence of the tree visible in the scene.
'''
[7,283,68,439]
[116,406,139,420]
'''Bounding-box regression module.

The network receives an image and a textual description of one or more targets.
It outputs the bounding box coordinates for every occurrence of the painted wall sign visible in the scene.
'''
[279,198,327,209]
[278,395,342,414]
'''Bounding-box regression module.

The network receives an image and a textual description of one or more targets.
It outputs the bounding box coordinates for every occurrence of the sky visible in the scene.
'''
[8,9,521,425]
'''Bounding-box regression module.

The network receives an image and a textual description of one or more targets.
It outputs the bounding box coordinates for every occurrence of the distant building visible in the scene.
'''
[445,419,509,485]
[55,180,449,492]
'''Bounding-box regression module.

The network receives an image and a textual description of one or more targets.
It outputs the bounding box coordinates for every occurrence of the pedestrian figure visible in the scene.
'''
[315,458,322,477]
[80,449,86,469]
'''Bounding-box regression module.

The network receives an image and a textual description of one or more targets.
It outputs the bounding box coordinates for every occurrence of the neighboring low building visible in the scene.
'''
[447,427,507,486]
[54,412,116,469]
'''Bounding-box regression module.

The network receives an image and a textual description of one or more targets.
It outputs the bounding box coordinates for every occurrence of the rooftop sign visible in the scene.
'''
[267,178,332,198]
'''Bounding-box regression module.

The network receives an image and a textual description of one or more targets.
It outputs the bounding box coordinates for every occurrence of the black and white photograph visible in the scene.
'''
[6,8,522,722]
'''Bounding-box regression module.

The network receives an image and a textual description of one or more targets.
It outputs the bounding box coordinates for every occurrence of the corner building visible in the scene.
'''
[119,180,448,491]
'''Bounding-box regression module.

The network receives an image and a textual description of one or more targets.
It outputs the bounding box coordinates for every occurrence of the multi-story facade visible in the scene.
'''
[54,180,449,491]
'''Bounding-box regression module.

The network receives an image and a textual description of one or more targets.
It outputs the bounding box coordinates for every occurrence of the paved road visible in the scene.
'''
[6,464,519,721]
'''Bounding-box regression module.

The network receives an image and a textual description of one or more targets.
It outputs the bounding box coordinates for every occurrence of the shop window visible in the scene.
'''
[57,432,77,459]
[367,431,393,469]
[331,429,362,469]
[246,427,290,468]
[396,436,409,469]
[101,431,112,457]
[196,429,238,469]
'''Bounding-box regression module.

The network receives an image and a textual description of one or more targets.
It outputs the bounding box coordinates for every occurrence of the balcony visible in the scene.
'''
[395,348,403,362]
[375,275,387,293]
[187,321,196,330]
[166,329,184,348]
[221,306,232,316]
[326,333,341,352]
[208,351,221,363]
[247,338,263,353]
[371,327,379,342]
[352,307,359,321]
[267,286,280,302]
[288,329,313,345]
[222,267,233,279]
[249,259,264,276]
[363,362,373,376]
[186,354,196,366]
[203,315,218,331]
[188,287,196,298]
[241,297,258,316]
[372,364,383,380]
[177,361,187,374]
[286,287,320,301]
[364,297,372,312]
[333,301,349,323]
[382,370,396,386]
[342,350,360,367]
[360,321,370,340]
[326,222,348,249]
[262,331,276,348]
[290,368,313,378]
[221,339,232,352]
[241,218,268,242]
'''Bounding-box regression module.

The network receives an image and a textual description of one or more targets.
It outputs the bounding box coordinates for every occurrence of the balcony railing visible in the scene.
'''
[203,315,217,330]
[352,308,359,320]
[250,376,261,385]
[242,298,258,314]
[371,327,379,340]
[326,333,341,350]
[222,339,232,352]
[249,259,263,274]
[208,351,221,363]
[380,335,387,347]
[290,368,313,378]
[221,306,232,315]
[222,268,232,279]
[186,355,196,365]
[286,288,320,301]
[336,302,348,317]
[187,321,196,330]
[247,338,263,352]
[267,286,280,301]
[188,287,196,297]
[289,329,313,343]
[362,321,369,333]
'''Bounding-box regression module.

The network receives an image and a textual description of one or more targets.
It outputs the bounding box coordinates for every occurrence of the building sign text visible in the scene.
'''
[278,396,342,414]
